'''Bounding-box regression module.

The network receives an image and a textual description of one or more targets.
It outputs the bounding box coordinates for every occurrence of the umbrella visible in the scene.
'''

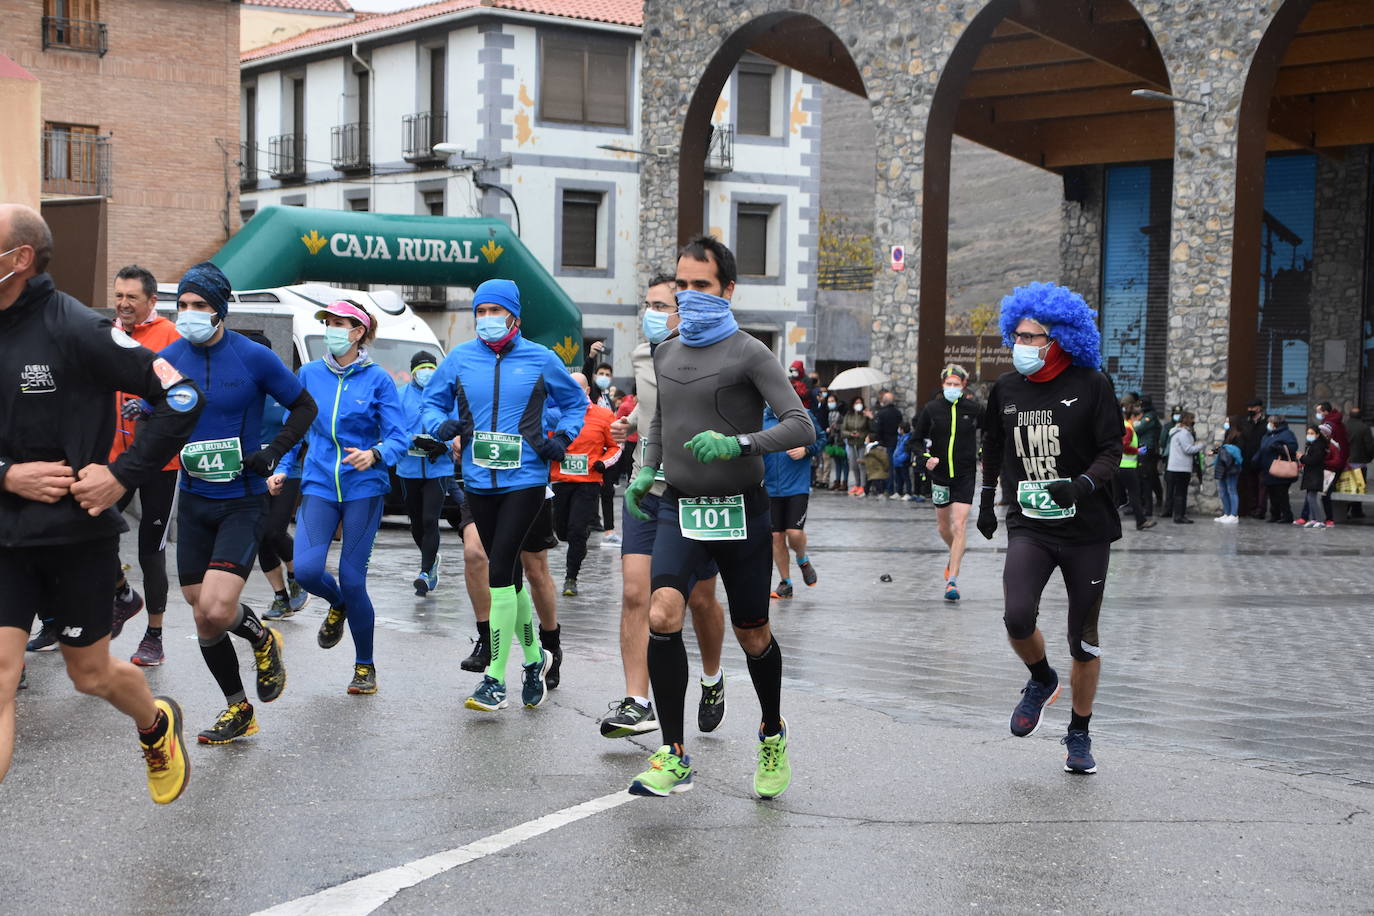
[828,366,888,391]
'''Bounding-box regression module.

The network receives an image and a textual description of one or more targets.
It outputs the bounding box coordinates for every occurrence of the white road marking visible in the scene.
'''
[251,791,638,916]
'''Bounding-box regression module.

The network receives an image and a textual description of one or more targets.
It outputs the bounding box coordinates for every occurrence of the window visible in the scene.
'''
[539,33,631,127]
[42,122,110,196]
[560,189,603,268]
[43,0,106,55]
[735,203,775,276]
[290,77,305,139]
[429,47,446,118]
[348,197,369,212]
[422,189,444,217]
[240,207,255,224]
[736,60,776,136]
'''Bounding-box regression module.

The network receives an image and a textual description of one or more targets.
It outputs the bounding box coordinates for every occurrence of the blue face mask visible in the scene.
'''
[324,326,356,357]
[675,290,739,347]
[942,385,962,404]
[1012,342,1046,376]
[595,374,611,390]
[642,308,672,344]
[476,314,511,342]
[176,309,218,345]
[1306,434,1317,443]
[413,367,435,388]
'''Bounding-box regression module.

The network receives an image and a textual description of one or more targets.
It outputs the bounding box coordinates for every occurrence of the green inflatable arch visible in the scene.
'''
[211,205,583,366]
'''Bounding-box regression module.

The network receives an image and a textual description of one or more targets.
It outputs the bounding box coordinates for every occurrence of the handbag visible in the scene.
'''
[1268,445,1298,480]
[1336,468,1366,494]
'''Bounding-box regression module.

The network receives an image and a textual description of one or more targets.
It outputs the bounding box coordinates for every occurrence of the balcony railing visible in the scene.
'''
[402,112,448,164]
[704,124,734,175]
[42,17,108,56]
[402,285,448,311]
[239,141,258,189]
[269,134,305,180]
[42,130,112,197]
[331,122,370,171]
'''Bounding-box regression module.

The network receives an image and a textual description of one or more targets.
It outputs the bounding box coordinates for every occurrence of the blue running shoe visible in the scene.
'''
[522,649,551,708]
[1010,672,1060,737]
[464,675,507,711]
[263,596,289,620]
[944,580,960,601]
[287,579,309,614]
[1061,730,1097,774]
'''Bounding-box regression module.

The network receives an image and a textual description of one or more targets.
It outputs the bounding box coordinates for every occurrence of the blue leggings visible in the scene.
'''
[294,493,385,664]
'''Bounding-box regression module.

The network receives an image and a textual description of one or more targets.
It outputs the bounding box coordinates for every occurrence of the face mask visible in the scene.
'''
[476,314,511,342]
[1172,414,1181,422]
[1315,411,1325,421]
[943,386,961,404]
[595,375,611,390]
[0,246,19,287]
[642,308,671,344]
[827,401,837,409]
[413,367,435,388]
[1306,434,1317,443]
[853,404,863,412]
[1223,422,1230,431]
[1011,343,1046,376]
[176,309,218,345]
[325,326,357,357]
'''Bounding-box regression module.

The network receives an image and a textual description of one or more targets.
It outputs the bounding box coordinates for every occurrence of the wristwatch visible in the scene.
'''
[737,434,754,456]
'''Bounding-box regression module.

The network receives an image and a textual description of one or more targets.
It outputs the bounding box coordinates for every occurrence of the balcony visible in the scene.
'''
[331,122,370,172]
[42,17,108,56]
[42,129,111,197]
[402,285,448,311]
[269,134,305,180]
[704,124,734,175]
[239,141,258,189]
[402,112,448,164]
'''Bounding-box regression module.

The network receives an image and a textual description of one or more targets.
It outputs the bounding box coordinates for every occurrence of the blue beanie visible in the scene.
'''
[178,262,232,322]
[473,278,521,318]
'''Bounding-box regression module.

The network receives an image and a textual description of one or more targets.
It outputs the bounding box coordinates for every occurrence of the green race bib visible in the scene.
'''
[181,437,243,483]
[472,431,523,470]
[654,468,666,482]
[678,495,747,541]
[1017,479,1076,520]
[931,483,950,505]
[561,453,590,476]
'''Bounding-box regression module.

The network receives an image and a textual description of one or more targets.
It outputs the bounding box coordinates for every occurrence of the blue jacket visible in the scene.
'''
[395,380,456,480]
[161,330,303,499]
[260,396,301,480]
[762,406,824,498]
[893,432,913,468]
[279,356,408,502]
[421,335,587,494]
[1258,426,1300,486]
[1212,442,1242,480]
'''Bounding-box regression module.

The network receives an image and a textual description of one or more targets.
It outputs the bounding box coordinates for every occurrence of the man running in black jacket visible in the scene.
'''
[912,365,982,600]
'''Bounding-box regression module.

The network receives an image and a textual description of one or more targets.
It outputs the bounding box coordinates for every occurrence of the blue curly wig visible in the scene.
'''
[998,282,1101,369]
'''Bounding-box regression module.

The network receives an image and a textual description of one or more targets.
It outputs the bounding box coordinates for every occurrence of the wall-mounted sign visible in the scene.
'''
[890,245,905,272]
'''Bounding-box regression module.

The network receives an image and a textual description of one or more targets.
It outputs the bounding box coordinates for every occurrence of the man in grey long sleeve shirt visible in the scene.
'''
[623,236,813,801]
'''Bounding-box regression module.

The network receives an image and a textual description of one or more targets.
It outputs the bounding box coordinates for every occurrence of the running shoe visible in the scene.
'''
[27,622,58,652]
[1306,520,1323,528]
[628,745,693,796]
[130,633,165,667]
[1293,518,1307,526]
[698,674,726,733]
[522,649,551,708]
[1324,519,1335,528]
[317,605,346,649]
[287,579,309,613]
[561,578,578,597]
[1061,730,1098,774]
[1010,673,1061,737]
[754,719,792,799]
[253,629,286,703]
[263,596,290,620]
[798,559,818,587]
[771,580,794,599]
[541,630,563,690]
[347,663,377,695]
[18,666,27,690]
[197,701,258,745]
[460,637,490,673]
[944,580,960,601]
[464,675,508,711]
[413,569,438,597]
[110,587,144,640]
[901,494,913,501]
[600,532,622,548]
[600,698,658,738]
[142,696,190,805]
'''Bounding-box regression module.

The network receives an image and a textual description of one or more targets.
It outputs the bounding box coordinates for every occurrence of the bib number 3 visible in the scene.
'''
[472,431,523,470]
[1017,479,1076,520]
[678,495,747,541]
[181,437,244,483]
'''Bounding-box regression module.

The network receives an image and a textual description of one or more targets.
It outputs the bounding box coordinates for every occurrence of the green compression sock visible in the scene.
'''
[485,586,517,683]
[515,587,542,664]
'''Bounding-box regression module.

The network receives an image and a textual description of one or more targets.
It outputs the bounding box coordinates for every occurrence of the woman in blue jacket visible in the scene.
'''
[269,300,407,695]
[397,349,457,597]
[421,279,587,713]
[1257,414,1299,524]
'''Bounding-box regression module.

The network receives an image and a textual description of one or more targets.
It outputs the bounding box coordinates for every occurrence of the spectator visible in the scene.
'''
[788,360,814,409]
[861,435,890,497]
[1209,417,1243,523]
[825,395,848,490]
[1165,410,1204,523]
[869,390,903,499]
[892,422,914,500]
[1315,402,1348,526]
[1344,405,1371,519]
[1258,415,1298,523]
[1120,402,1153,529]
[1238,397,1267,518]
[1134,396,1163,517]
[1296,424,1331,528]
[842,395,871,495]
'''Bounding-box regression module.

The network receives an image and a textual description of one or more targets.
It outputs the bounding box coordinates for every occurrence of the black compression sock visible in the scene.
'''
[745,636,784,736]
[138,709,168,746]
[200,634,246,704]
[146,626,163,640]
[476,619,491,643]
[1026,657,1056,685]
[1069,711,1092,733]
[232,603,267,648]
[275,589,289,602]
[647,630,689,747]
[539,625,561,650]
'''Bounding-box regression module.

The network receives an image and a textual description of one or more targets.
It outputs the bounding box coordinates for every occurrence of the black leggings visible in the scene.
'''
[464,485,546,590]
[258,476,300,573]
[1002,535,1109,663]
[114,469,179,615]
[552,481,599,580]
[598,473,616,532]
[1266,481,1295,522]
[401,476,447,570]
[1118,466,1145,526]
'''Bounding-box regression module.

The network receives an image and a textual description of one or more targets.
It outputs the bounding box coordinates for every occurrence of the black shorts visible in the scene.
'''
[521,496,559,553]
[651,485,771,629]
[456,486,475,533]
[931,475,976,507]
[176,490,267,586]
[1002,533,1110,663]
[769,493,809,532]
[0,536,120,647]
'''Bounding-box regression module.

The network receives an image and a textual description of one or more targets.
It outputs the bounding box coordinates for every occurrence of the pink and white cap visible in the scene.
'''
[314,300,372,329]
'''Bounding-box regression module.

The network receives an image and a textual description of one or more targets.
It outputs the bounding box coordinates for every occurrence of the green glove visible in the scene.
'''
[683,430,742,464]
[624,466,658,521]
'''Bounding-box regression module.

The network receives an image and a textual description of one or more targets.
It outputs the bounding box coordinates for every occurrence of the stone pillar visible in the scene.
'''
[1059,166,1104,308]
[1307,146,1371,412]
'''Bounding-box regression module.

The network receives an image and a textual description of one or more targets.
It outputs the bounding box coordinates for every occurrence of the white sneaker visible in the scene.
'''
[1227,515,1240,524]
[1214,516,1226,522]
[600,532,622,547]
[901,494,913,502]
[887,494,898,500]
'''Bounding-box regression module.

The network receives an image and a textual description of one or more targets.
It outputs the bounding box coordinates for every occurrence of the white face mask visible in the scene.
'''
[0,246,21,287]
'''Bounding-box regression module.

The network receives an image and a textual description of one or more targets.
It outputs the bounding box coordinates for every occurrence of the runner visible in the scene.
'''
[976,282,1121,775]
[420,279,587,712]
[551,372,622,597]
[765,404,825,599]
[107,265,183,665]
[159,263,315,744]
[519,489,566,690]
[602,273,726,740]
[269,300,406,695]
[912,364,983,601]
[397,349,456,597]
[624,237,814,798]
[0,204,200,802]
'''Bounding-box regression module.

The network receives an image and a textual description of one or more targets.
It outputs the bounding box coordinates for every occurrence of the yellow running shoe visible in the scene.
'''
[142,696,190,805]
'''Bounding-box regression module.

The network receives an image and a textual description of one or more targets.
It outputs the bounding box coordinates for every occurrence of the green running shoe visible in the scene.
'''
[628,745,693,797]
[754,719,792,799]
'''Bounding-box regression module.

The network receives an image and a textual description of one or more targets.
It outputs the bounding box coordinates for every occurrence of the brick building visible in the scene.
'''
[0,0,241,308]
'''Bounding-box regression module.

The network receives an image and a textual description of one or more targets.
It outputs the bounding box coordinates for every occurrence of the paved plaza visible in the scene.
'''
[3,490,1372,913]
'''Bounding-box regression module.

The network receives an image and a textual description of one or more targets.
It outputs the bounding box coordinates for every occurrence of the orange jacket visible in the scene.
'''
[109,314,182,469]
[551,403,622,484]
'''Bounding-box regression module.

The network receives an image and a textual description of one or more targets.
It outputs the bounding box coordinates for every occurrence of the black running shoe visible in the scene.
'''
[110,588,144,640]
[599,697,658,738]
[698,673,726,733]
[197,701,258,745]
[1010,673,1061,737]
[26,622,58,652]
[18,665,27,690]
[540,630,563,691]
[770,580,793,599]
[1061,730,1098,774]
[317,606,346,649]
[460,637,490,672]
[798,559,818,587]
[252,629,286,703]
[347,663,377,695]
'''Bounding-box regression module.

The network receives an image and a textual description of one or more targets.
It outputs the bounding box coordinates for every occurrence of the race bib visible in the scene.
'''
[931,483,950,505]
[1017,479,1076,520]
[561,453,590,476]
[406,447,428,458]
[678,495,747,541]
[472,431,522,470]
[654,468,666,482]
[181,437,243,483]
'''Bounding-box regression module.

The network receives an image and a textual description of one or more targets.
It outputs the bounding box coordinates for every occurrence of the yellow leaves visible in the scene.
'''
[300,229,327,255]
[553,335,580,366]
[481,240,504,264]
